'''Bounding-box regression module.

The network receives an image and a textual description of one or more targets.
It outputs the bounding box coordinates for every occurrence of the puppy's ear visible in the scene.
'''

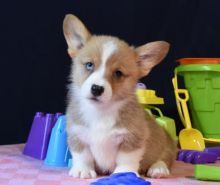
[136,41,170,78]
[63,14,91,58]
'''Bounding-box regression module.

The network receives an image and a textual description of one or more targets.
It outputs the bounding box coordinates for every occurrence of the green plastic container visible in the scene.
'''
[175,64,220,139]
[145,106,178,142]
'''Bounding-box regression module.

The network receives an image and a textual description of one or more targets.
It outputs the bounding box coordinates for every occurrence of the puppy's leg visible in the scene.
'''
[147,147,176,178]
[67,117,97,178]
[69,147,97,179]
[113,147,144,176]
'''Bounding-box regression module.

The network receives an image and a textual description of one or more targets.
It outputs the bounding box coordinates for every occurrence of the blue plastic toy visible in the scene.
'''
[44,115,71,167]
[90,172,151,185]
[68,158,73,168]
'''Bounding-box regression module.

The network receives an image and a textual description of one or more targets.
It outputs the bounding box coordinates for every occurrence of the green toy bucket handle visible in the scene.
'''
[145,105,164,118]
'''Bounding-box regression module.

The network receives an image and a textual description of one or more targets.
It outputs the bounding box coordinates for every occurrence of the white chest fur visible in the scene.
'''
[74,119,128,172]
[89,125,125,171]
[73,102,128,172]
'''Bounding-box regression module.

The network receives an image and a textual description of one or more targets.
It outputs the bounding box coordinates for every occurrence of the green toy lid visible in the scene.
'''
[175,64,220,73]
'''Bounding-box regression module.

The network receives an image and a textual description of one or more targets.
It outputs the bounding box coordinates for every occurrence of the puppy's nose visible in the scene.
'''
[91,84,104,97]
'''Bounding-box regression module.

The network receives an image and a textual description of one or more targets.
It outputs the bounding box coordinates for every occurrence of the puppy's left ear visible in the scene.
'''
[136,41,170,78]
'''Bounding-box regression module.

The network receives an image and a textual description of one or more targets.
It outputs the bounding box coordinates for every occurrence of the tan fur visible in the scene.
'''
[136,41,170,77]
[66,102,85,153]
[63,14,91,57]
[63,14,177,178]
[115,96,177,175]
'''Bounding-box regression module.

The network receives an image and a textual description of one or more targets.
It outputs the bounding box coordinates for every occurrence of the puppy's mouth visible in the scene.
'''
[88,96,101,103]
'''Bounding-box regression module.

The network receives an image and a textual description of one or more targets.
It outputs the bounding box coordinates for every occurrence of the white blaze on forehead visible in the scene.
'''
[101,41,117,64]
[80,41,117,104]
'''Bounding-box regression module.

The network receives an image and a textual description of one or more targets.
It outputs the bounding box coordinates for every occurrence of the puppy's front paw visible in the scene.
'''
[69,166,97,179]
[147,161,170,178]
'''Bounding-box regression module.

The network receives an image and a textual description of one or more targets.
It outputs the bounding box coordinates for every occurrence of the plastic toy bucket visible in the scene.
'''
[175,59,220,139]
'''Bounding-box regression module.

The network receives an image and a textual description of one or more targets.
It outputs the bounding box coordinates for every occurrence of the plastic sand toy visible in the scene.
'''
[90,172,151,185]
[174,58,220,145]
[195,165,220,181]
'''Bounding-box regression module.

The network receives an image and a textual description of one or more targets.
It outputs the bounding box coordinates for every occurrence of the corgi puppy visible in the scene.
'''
[63,14,177,179]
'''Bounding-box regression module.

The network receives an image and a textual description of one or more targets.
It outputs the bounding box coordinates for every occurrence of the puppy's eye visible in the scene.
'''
[85,62,94,71]
[113,70,123,79]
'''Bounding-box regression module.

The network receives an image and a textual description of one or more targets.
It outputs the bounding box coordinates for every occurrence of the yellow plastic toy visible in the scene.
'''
[173,76,205,151]
[136,89,164,105]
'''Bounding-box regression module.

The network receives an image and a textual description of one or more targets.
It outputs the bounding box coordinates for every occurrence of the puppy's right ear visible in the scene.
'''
[63,14,91,58]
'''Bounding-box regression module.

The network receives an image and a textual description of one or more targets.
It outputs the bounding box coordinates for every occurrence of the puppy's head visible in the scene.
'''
[63,14,169,108]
